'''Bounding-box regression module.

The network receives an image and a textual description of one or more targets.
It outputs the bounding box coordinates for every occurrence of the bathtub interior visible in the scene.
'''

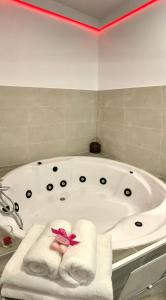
[1,157,166,248]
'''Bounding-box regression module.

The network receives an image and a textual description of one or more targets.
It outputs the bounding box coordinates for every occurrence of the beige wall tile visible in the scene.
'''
[0,145,29,167]
[27,88,66,107]
[123,144,159,175]
[28,124,64,144]
[0,86,37,107]
[64,137,90,155]
[0,86,97,167]
[161,86,166,107]
[29,140,65,161]
[65,122,96,139]
[99,106,124,125]
[64,90,97,102]
[98,89,124,107]
[139,108,162,129]
[98,124,124,145]
[0,86,65,108]
[0,108,28,127]
[98,86,166,177]
[157,154,166,177]
[124,86,162,108]
[65,90,97,123]
[65,98,96,123]
[160,132,166,154]
[125,108,162,129]
[162,110,166,129]
[28,107,65,126]
[100,137,125,161]
[124,108,140,126]
[125,126,161,152]
[0,127,28,148]
[1,84,166,178]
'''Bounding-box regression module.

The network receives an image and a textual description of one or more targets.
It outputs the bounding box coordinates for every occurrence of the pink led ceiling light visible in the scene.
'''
[12,0,159,32]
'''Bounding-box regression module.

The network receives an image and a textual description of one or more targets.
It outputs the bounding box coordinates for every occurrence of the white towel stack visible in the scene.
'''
[1,220,113,300]
[23,220,71,279]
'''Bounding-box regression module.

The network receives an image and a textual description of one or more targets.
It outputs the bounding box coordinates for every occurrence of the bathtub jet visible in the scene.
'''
[1,156,166,250]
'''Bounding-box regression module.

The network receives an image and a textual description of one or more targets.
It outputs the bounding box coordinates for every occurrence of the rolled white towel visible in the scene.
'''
[23,220,71,280]
[59,219,97,287]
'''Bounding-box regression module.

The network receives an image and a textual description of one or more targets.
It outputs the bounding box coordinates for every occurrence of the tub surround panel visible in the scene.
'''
[97,86,166,180]
[0,86,97,167]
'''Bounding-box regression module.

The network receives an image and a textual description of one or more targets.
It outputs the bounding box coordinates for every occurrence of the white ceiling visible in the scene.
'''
[55,0,148,19]
[20,0,155,29]
[55,0,123,19]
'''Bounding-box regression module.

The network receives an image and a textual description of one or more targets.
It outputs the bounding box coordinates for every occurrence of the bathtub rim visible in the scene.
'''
[1,155,166,189]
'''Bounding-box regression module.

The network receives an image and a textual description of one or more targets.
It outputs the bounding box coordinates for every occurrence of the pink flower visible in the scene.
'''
[51,228,80,246]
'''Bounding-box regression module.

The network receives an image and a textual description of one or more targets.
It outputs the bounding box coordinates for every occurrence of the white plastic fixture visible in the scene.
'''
[1,156,166,250]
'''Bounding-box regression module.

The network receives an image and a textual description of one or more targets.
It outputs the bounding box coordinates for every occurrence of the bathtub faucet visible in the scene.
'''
[0,185,9,192]
[0,180,23,230]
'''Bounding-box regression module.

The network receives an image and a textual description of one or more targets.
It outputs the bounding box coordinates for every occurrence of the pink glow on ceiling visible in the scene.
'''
[12,0,159,33]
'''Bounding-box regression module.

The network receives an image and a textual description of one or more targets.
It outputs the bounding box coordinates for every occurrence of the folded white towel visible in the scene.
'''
[23,220,71,280]
[1,224,113,300]
[59,220,97,287]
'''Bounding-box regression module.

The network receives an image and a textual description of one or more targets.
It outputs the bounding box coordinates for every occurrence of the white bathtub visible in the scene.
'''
[0,156,166,250]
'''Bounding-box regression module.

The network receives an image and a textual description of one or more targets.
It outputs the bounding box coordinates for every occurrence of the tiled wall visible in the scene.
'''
[1,85,166,181]
[97,86,166,180]
[0,86,97,167]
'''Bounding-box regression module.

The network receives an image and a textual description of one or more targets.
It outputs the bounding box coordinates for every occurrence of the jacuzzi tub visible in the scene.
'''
[0,156,166,250]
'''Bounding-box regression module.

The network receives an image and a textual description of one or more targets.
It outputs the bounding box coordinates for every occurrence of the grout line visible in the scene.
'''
[158,87,164,171]
[95,91,99,140]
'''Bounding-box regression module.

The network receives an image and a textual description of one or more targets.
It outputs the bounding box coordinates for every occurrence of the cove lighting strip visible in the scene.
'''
[12,0,159,32]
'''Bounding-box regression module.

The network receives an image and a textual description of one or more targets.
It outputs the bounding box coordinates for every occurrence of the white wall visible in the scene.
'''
[0,0,98,90]
[1,0,166,91]
[98,0,166,90]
